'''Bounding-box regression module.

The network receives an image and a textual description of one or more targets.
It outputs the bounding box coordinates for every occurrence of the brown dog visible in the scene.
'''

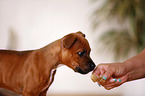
[0,32,95,96]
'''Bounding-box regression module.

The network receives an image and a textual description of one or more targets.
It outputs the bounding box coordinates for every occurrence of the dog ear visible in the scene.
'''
[77,31,85,37]
[62,34,77,48]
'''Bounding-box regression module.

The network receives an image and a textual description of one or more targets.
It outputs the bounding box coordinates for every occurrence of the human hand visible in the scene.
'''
[91,62,129,90]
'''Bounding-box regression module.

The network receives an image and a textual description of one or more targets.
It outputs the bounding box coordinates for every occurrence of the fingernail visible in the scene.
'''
[98,83,101,87]
[114,78,117,82]
[118,79,121,82]
[110,78,117,82]
[102,76,107,80]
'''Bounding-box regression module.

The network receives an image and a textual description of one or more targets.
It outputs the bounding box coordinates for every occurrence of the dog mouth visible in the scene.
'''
[74,67,88,74]
[74,62,96,74]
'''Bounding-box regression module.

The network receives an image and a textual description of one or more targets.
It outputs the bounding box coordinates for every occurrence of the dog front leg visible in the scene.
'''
[38,87,48,96]
[39,70,56,96]
[22,80,46,96]
[23,92,39,96]
[22,77,43,96]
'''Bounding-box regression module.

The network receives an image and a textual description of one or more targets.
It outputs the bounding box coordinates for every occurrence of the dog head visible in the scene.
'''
[60,31,96,74]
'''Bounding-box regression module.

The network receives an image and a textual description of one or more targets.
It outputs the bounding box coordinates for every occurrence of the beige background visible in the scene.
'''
[0,0,145,96]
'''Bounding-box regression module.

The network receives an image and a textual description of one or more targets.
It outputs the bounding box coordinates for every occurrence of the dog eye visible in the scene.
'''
[77,51,84,57]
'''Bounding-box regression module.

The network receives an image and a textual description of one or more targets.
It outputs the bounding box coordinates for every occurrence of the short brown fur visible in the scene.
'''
[0,32,95,96]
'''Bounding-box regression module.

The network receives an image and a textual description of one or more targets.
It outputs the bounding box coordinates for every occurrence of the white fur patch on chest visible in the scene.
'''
[49,69,56,84]
[42,69,56,91]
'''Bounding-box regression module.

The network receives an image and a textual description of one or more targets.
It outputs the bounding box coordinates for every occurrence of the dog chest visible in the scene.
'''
[42,69,56,91]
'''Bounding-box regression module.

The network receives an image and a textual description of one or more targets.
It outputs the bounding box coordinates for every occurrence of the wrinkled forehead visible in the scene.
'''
[71,34,91,52]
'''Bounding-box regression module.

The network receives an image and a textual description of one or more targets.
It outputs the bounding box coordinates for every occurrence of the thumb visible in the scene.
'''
[102,67,115,81]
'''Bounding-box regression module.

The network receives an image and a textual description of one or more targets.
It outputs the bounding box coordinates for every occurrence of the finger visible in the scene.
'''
[92,69,106,83]
[109,78,117,82]
[103,79,121,87]
[103,78,122,87]
[102,75,127,89]
[101,67,115,81]
[104,81,122,90]
[100,69,106,77]
[105,86,114,90]
[91,67,102,82]
[92,66,101,77]
[100,77,116,85]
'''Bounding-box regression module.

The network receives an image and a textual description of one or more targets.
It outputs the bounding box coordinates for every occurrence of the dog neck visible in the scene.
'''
[39,39,62,70]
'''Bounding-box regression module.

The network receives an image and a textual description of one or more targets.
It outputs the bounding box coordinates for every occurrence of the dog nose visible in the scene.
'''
[89,61,96,71]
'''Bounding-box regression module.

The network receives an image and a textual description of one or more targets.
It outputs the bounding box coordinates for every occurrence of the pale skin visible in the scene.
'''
[92,49,145,90]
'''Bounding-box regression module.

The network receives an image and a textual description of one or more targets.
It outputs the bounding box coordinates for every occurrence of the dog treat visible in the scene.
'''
[91,74,100,82]
[91,74,106,83]
[100,77,106,83]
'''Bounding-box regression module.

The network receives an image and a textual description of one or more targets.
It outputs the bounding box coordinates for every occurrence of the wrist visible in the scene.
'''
[123,58,145,81]
[123,60,135,73]
[123,60,135,81]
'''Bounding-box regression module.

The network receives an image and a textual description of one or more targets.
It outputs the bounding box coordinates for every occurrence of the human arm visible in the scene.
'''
[92,49,145,90]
